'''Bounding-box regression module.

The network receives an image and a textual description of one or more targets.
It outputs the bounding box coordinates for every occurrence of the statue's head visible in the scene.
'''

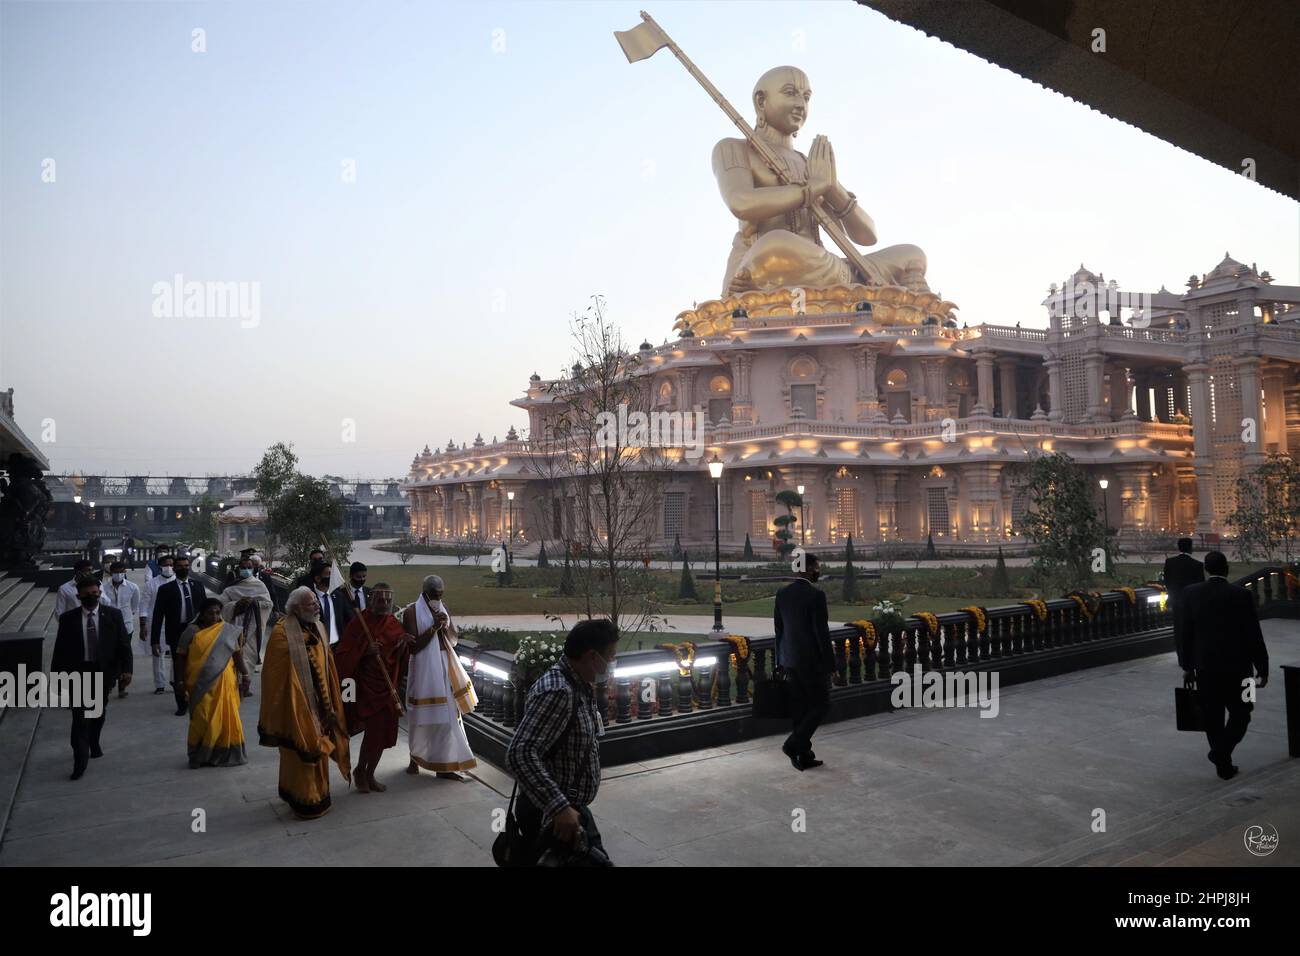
[753,66,810,137]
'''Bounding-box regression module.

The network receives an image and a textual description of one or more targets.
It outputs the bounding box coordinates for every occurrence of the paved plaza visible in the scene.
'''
[2,599,1294,866]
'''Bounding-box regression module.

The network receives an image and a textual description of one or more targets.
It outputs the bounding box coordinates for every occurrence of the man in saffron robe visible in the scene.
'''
[258,586,351,819]
[175,598,250,769]
[402,575,477,779]
[334,583,410,793]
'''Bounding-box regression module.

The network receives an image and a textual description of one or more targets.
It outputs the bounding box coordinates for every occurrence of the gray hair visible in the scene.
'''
[422,574,444,591]
[285,586,318,615]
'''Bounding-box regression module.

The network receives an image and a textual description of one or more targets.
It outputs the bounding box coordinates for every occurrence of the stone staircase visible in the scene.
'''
[0,569,59,847]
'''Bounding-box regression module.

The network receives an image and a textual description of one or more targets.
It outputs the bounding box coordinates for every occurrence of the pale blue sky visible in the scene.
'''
[2,0,1296,477]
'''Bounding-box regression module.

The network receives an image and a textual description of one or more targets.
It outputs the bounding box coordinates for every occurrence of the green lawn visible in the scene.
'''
[368,559,1244,623]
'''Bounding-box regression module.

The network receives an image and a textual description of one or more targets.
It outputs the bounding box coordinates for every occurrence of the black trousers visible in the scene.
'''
[514,791,607,866]
[1198,670,1254,764]
[784,668,831,757]
[70,700,107,770]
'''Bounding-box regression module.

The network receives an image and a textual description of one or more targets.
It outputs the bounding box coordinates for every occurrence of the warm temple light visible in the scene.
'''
[708,457,724,480]
[1098,479,1109,490]
[507,491,515,501]
[797,484,805,495]
[73,494,81,504]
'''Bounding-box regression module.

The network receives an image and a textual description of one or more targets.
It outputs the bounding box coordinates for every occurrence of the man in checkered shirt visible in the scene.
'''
[506,619,619,861]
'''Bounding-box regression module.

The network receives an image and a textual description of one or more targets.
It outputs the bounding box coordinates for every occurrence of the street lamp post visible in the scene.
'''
[507,491,515,550]
[1098,478,1110,543]
[796,484,806,546]
[709,456,725,633]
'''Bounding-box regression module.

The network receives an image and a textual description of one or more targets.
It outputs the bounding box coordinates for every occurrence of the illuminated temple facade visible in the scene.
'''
[404,256,1300,553]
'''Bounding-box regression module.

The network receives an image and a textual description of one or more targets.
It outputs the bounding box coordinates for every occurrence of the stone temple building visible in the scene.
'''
[403,255,1300,554]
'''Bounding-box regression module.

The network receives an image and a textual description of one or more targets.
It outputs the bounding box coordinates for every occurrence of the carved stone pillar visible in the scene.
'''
[874,468,900,541]
[1108,363,1133,419]
[1262,362,1288,453]
[997,358,1018,418]
[1084,353,1107,422]
[921,357,948,421]
[730,350,755,424]
[1117,463,1152,532]
[1184,362,1215,533]
[854,345,881,422]
[1235,354,1264,467]
[1044,356,1064,422]
[973,350,995,415]
[1134,372,1152,421]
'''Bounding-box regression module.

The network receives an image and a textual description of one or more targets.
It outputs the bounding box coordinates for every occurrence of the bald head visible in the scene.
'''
[753,66,811,136]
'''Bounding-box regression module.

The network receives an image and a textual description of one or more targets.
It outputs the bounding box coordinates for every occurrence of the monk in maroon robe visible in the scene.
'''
[333,584,411,792]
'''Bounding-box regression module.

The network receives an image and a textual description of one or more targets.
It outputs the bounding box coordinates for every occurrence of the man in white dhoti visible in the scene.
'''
[220,552,275,673]
[401,575,478,780]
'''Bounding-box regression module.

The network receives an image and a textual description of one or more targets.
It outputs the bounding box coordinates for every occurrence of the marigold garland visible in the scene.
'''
[1118,586,1137,605]
[914,611,940,638]
[1023,599,1048,622]
[849,619,878,648]
[656,641,697,676]
[1065,590,1102,619]
[721,634,750,663]
[958,605,988,634]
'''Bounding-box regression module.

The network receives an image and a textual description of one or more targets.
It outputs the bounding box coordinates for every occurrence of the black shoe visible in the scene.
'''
[154,688,166,695]
[90,746,103,759]
[1216,762,1239,780]
[789,753,807,772]
[70,764,86,781]
[175,705,187,716]
[802,757,824,769]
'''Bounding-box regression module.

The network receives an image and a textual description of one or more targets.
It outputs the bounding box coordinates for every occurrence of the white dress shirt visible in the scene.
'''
[101,578,141,636]
[315,587,340,644]
[55,579,80,616]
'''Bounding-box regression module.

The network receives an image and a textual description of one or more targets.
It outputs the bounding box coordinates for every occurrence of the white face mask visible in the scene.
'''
[111,573,125,584]
[160,567,175,579]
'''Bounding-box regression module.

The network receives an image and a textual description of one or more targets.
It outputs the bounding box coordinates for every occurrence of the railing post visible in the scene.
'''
[501,680,517,728]
[848,635,862,684]
[636,675,655,720]
[615,675,633,723]
[877,630,892,676]
[834,637,848,686]
[735,653,751,704]
[657,673,674,716]
[677,667,694,713]
[716,651,733,706]
[697,661,715,710]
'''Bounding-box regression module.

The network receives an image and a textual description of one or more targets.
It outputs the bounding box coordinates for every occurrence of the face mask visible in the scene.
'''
[111,573,124,584]
[160,567,175,578]
[238,568,254,579]
[176,567,189,579]
[80,594,99,608]
[351,579,365,589]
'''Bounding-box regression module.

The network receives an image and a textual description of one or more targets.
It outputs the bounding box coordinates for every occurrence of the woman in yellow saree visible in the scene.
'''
[175,598,251,769]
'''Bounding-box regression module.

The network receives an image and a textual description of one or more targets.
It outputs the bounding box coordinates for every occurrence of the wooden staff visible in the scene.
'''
[351,606,406,718]
[320,539,405,716]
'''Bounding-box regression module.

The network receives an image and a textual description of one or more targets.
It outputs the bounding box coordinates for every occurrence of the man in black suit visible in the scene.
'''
[773,553,839,771]
[339,561,372,612]
[294,549,328,590]
[1179,551,1269,780]
[52,576,133,780]
[151,553,207,715]
[1163,537,1205,663]
[309,559,353,648]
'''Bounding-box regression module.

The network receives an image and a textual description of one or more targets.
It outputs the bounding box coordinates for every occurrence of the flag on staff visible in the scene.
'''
[614,15,670,63]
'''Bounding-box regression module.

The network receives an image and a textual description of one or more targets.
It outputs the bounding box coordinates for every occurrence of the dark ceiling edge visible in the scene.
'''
[857,0,1299,203]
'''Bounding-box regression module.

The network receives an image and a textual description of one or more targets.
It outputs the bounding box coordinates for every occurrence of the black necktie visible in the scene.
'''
[320,592,331,630]
[85,609,99,662]
[181,581,192,621]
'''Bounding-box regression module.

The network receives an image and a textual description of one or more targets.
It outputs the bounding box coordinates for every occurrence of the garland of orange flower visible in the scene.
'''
[1065,590,1102,619]
[849,619,878,649]
[914,611,940,638]
[656,641,697,676]
[1118,586,1137,605]
[721,635,750,664]
[1023,599,1048,622]
[959,605,988,634]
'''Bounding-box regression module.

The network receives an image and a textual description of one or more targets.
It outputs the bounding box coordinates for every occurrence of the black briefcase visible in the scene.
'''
[753,670,791,719]
[1175,679,1203,732]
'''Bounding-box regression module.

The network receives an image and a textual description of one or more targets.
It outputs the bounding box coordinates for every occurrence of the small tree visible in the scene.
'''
[271,475,350,574]
[742,533,755,561]
[678,550,698,600]
[1226,454,1300,565]
[989,546,1012,597]
[537,540,549,568]
[182,493,219,552]
[773,489,802,560]
[395,533,416,566]
[1011,452,1114,594]
[924,533,938,560]
[842,535,859,603]
[671,533,682,561]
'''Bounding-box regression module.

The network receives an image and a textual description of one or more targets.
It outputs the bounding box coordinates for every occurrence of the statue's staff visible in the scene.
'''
[615,10,876,284]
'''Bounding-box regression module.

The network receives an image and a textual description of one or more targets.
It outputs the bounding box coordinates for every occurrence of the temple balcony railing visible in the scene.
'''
[457,585,1203,767]
[722,415,1192,443]
[969,324,1048,342]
